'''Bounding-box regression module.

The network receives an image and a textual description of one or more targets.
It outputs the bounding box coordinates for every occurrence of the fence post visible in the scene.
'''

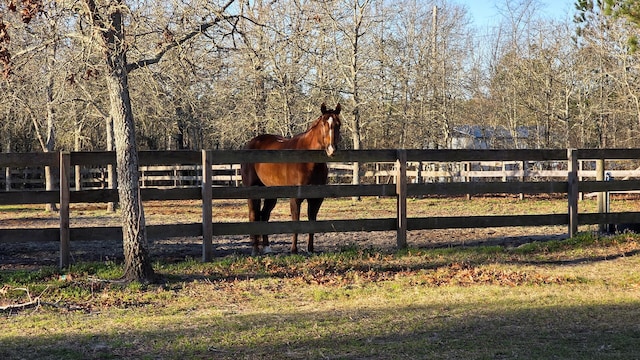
[75,163,81,191]
[605,171,613,233]
[202,150,213,262]
[59,152,70,268]
[396,149,408,249]
[519,160,525,200]
[578,160,584,201]
[567,148,578,238]
[352,160,361,201]
[4,166,9,191]
[465,162,471,200]
[596,159,606,233]
[4,142,10,190]
[107,156,117,212]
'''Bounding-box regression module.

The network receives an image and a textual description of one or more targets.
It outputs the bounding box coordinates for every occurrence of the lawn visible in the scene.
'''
[2,230,640,359]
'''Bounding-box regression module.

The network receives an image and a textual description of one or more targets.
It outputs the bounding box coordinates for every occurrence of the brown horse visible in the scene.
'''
[240,103,342,255]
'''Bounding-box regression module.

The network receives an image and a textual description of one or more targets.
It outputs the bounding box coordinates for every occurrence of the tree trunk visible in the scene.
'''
[97,2,154,282]
[108,70,153,281]
[347,0,369,201]
[44,52,57,212]
[74,107,84,191]
[351,106,362,201]
[4,138,10,191]
[106,115,117,212]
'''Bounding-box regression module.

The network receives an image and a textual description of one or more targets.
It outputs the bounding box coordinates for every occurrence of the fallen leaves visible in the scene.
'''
[199,252,571,291]
[414,262,568,287]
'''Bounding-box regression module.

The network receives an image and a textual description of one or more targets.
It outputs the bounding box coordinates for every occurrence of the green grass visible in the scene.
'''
[0,205,41,212]
[3,233,640,359]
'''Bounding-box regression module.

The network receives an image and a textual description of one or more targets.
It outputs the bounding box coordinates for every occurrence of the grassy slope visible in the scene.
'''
[2,233,640,359]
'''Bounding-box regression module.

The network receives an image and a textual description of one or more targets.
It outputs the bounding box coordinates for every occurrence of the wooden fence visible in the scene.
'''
[2,149,640,267]
[6,159,640,190]
[8,158,640,190]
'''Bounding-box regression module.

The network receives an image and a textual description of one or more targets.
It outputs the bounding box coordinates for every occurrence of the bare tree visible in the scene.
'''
[78,0,240,281]
[1,1,67,208]
[318,0,377,194]
[0,0,241,281]
[574,0,640,147]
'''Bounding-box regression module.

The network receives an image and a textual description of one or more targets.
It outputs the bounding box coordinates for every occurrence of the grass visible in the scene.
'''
[3,231,640,359]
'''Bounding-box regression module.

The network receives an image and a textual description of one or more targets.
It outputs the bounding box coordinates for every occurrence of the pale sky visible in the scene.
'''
[455,0,577,28]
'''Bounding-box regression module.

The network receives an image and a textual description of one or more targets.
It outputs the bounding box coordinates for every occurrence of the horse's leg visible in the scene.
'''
[260,198,278,254]
[289,198,303,254]
[248,198,261,256]
[307,198,324,253]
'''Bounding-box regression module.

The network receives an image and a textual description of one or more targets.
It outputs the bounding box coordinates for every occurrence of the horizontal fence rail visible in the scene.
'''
[8,162,597,189]
[1,149,640,267]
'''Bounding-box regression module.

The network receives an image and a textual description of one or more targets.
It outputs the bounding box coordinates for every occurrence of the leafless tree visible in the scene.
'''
[0,0,242,281]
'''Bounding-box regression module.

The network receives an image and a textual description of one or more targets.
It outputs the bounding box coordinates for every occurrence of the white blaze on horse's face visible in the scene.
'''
[326,116,336,157]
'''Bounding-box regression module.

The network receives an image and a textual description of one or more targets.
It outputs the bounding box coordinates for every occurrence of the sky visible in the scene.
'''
[456,0,577,28]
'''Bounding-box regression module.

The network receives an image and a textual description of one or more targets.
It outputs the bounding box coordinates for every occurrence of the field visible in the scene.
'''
[2,195,629,265]
[2,196,640,359]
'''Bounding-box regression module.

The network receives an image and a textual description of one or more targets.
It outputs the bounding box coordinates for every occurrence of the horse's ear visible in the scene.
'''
[335,103,341,114]
[321,103,328,114]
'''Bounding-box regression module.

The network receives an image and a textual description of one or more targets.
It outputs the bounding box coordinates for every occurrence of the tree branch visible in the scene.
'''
[126,0,237,73]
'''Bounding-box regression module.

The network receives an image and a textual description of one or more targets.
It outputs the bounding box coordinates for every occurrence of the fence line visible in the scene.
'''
[2,149,640,267]
[6,159,640,190]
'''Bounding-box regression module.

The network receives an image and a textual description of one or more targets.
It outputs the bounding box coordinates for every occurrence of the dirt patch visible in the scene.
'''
[0,199,575,269]
[0,227,568,270]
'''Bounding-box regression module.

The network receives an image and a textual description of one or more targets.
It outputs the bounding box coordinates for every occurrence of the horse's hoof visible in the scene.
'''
[262,246,273,255]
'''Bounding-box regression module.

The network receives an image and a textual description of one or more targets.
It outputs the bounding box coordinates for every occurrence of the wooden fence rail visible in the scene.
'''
[6,156,640,190]
[5,160,640,190]
[2,149,640,267]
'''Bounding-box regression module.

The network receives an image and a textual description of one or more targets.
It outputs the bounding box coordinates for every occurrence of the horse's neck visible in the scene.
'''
[293,123,322,150]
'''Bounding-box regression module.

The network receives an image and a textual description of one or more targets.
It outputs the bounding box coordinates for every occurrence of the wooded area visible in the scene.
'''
[2,0,640,154]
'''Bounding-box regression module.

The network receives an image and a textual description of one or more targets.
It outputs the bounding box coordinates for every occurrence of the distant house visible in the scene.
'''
[451,125,534,149]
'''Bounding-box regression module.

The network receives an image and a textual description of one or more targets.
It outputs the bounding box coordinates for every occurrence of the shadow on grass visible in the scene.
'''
[1,230,568,270]
[515,248,640,266]
[2,302,640,360]
[3,234,640,359]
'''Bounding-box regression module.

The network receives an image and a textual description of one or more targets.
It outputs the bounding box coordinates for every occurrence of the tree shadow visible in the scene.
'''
[2,302,639,359]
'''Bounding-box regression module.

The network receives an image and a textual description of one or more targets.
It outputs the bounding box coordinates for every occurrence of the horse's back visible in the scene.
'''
[242,131,329,186]
[241,134,328,187]
[241,134,289,187]
[241,135,267,187]
[245,134,288,150]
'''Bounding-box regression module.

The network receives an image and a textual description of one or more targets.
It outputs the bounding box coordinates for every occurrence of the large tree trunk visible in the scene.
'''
[96,1,154,282]
[107,71,153,281]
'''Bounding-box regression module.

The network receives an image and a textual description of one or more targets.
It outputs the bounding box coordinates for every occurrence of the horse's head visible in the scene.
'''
[317,103,342,157]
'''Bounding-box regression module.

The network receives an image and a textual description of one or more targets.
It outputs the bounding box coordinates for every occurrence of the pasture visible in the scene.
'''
[2,196,640,359]
[5,148,640,266]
